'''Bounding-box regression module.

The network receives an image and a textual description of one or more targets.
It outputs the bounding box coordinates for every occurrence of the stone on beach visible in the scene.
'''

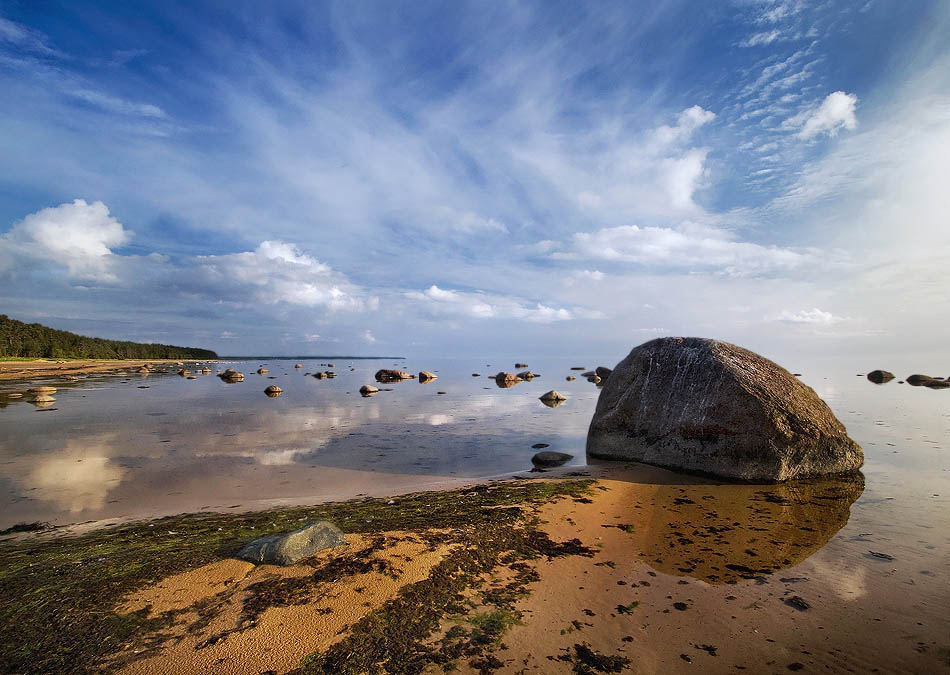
[586,337,864,482]
[866,370,895,383]
[236,521,345,566]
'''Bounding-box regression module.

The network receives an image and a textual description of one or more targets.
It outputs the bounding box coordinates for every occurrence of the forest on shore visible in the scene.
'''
[0,315,218,360]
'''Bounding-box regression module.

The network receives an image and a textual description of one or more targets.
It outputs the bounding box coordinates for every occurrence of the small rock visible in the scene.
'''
[27,386,57,394]
[566,375,576,381]
[419,371,438,383]
[595,366,612,381]
[785,595,810,611]
[359,385,379,396]
[257,368,268,375]
[539,390,567,402]
[515,363,529,368]
[295,363,303,369]
[867,370,894,384]
[236,521,345,566]
[375,369,412,382]
[472,373,481,377]
[516,370,535,380]
[531,451,573,467]
[264,385,282,394]
[532,443,550,449]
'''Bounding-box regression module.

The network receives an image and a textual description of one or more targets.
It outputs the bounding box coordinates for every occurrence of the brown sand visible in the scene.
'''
[102,465,949,674]
[453,465,949,673]
[0,359,187,382]
[110,532,455,675]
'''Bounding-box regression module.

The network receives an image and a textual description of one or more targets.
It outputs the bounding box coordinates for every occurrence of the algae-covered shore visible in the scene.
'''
[2,464,946,674]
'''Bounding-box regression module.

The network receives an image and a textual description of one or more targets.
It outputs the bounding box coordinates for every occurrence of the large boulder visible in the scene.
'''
[586,337,863,481]
[237,521,345,566]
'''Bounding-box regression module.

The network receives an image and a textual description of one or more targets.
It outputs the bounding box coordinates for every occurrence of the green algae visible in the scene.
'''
[0,478,592,674]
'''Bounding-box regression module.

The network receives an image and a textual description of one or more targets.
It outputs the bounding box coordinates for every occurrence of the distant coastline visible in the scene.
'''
[219,355,406,360]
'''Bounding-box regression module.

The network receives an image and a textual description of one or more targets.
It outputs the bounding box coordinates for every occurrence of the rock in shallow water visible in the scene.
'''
[531,451,573,467]
[237,521,345,565]
[586,337,863,482]
[866,370,895,383]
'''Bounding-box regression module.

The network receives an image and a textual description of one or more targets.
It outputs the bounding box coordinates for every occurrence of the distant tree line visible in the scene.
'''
[0,315,218,360]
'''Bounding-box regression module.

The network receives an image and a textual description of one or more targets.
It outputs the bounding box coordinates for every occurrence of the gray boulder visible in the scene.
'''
[866,370,894,384]
[237,521,345,566]
[586,337,863,482]
[595,366,613,381]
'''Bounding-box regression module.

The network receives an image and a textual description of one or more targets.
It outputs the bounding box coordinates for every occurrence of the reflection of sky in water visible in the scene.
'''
[0,358,948,544]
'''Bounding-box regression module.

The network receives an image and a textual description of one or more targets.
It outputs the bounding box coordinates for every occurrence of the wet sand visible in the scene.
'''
[88,464,948,674]
[0,359,188,382]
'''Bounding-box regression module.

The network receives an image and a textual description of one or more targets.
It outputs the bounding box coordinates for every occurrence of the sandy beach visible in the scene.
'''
[0,359,193,382]
[4,463,945,674]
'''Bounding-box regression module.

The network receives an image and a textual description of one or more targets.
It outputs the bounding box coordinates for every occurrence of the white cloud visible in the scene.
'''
[663,148,710,209]
[0,16,62,57]
[437,208,509,234]
[69,89,166,118]
[739,30,782,47]
[304,333,321,342]
[0,199,130,280]
[654,105,716,145]
[191,241,364,311]
[406,285,574,323]
[785,91,858,139]
[219,330,237,339]
[362,329,376,343]
[551,223,819,276]
[767,307,845,323]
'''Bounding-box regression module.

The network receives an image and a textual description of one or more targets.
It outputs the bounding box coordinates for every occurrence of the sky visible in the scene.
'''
[0,0,948,364]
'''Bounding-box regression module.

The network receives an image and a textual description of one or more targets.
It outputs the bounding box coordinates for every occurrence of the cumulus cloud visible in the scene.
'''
[550,223,817,276]
[406,285,574,323]
[190,241,365,311]
[785,91,858,139]
[0,199,130,280]
[767,308,845,323]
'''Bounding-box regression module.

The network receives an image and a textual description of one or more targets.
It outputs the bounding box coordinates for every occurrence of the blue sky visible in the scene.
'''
[1,0,948,362]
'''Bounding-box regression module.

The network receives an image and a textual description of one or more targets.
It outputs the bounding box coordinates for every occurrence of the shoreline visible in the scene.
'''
[0,358,207,382]
[2,462,944,674]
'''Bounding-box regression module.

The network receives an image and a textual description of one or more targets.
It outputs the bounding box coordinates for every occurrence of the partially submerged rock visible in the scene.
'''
[419,371,438,383]
[539,390,566,402]
[595,366,613,381]
[515,363,529,368]
[565,375,576,381]
[236,521,345,566]
[27,386,57,394]
[264,385,282,395]
[375,369,412,382]
[360,385,380,396]
[516,370,535,380]
[906,374,950,388]
[295,363,303,369]
[531,451,573,467]
[219,369,244,382]
[867,370,895,383]
[257,368,268,375]
[586,337,863,482]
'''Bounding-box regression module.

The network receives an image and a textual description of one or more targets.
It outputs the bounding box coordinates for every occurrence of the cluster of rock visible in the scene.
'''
[313,371,336,379]
[586,337,864,482]
[866,370,949,388]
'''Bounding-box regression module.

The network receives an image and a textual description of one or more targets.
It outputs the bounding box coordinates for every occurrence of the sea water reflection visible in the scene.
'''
[0,356,947,567]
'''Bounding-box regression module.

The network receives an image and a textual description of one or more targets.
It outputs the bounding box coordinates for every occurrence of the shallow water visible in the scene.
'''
[0,357,947,550]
